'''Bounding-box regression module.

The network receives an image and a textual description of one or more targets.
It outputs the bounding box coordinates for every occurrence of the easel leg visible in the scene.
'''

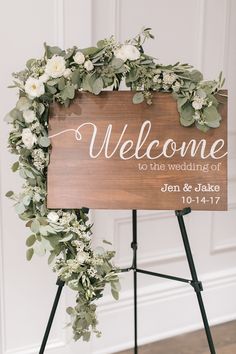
[131,210,138,354]
[39,279,65,354]
[175,208,216,354]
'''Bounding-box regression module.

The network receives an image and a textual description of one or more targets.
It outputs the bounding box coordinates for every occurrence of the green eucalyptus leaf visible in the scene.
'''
[5,190,14,198]
[41,237,54,251]
[111,58,124,69]
[206,120,220,128]
[97,40,106,48]
[180,116,194,127]
[9,108,23,121]
[44,43,64,58]
[71,69,81,86]
[61,85,75,100]
[58,77,65,90]
[133,92,144,104]
[66,307,76,315]
[33,241,46,256]
[48,252,56,265]
[190,70,203,83]
[37,103,45,115]
[46,85,57,94]
[81,47,100,56]
[22,195,31,206]
[15,203,26,214]
[26,234,36,247]
[126,68,139,83]
[39,225,49,236]
[59,233,74,242]
[25,169,35,179]
[82,331,91,342]
[177,97,188,111]
[196,89,207,98]
[39,136,51,148]
[26,59,36,70]
[92,78,103,95]
[111,288,119,300]
[103,239,112,246]
[195,122,209,132]
[30,219,40,233]
[180,104,195,121]
[47,79,59,86]
[26,248,34,261]
[16,97,31,111]
[82,75,94,93]
[204,105,220,121]
[19,169,27,179]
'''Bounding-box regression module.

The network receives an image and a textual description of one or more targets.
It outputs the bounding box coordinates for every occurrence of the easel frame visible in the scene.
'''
[39,207,216,354]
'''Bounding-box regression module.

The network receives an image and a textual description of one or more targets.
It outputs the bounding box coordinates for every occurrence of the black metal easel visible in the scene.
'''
[39,207,216,354]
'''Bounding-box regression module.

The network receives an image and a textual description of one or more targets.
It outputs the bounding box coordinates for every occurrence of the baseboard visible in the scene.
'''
[93,267,236,354]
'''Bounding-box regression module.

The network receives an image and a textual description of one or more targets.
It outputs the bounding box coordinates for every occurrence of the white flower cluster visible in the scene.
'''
[60,211,76,225]
[87,267,97,278]
[72,239,85,252]
[153,74,161,83]
[31,121,40,131]
[192,95,206,110]
[73,51,94,71]
[163,72,177,86]
[31,148,47,171]
[24,184,45,203]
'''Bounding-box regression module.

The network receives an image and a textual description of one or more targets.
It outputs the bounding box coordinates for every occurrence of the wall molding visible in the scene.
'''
[5,339,66,354]
[210,203,236,254]
[114,211,186,267]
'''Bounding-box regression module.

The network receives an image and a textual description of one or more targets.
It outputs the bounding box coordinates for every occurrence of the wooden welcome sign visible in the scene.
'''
[47,91,227,211]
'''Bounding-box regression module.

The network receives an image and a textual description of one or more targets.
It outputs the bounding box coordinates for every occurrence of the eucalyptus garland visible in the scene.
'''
[6,28,225,342]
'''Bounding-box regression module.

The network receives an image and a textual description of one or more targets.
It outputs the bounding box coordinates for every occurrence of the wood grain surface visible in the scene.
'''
[47,91,227,211]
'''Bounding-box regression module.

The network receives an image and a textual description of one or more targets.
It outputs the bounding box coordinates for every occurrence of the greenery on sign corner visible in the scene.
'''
[5,28,225,342]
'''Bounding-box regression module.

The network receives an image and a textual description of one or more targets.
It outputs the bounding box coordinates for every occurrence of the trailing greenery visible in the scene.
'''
[6,28,225,342]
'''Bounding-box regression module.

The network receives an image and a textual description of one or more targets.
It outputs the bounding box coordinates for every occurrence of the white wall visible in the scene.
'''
[0,1,235,353]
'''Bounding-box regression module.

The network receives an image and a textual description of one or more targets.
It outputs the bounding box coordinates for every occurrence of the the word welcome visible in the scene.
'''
[49,120,227,160]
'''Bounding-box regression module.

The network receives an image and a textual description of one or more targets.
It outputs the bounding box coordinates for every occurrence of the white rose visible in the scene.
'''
[25,77,45,98]
[45,55,66,78]
[73,51,85,65]
[22,128,37,149]
[23,109,37,123]
[192,101,203,110]
[63,68,72,78]
[47,211,59,223]
[114,44,140,62]
[39,73,49,83]
[77,251,89,264]
[84,60,94,71]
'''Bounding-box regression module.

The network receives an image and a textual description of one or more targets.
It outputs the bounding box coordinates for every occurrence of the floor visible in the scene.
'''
[117,320,236,354]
